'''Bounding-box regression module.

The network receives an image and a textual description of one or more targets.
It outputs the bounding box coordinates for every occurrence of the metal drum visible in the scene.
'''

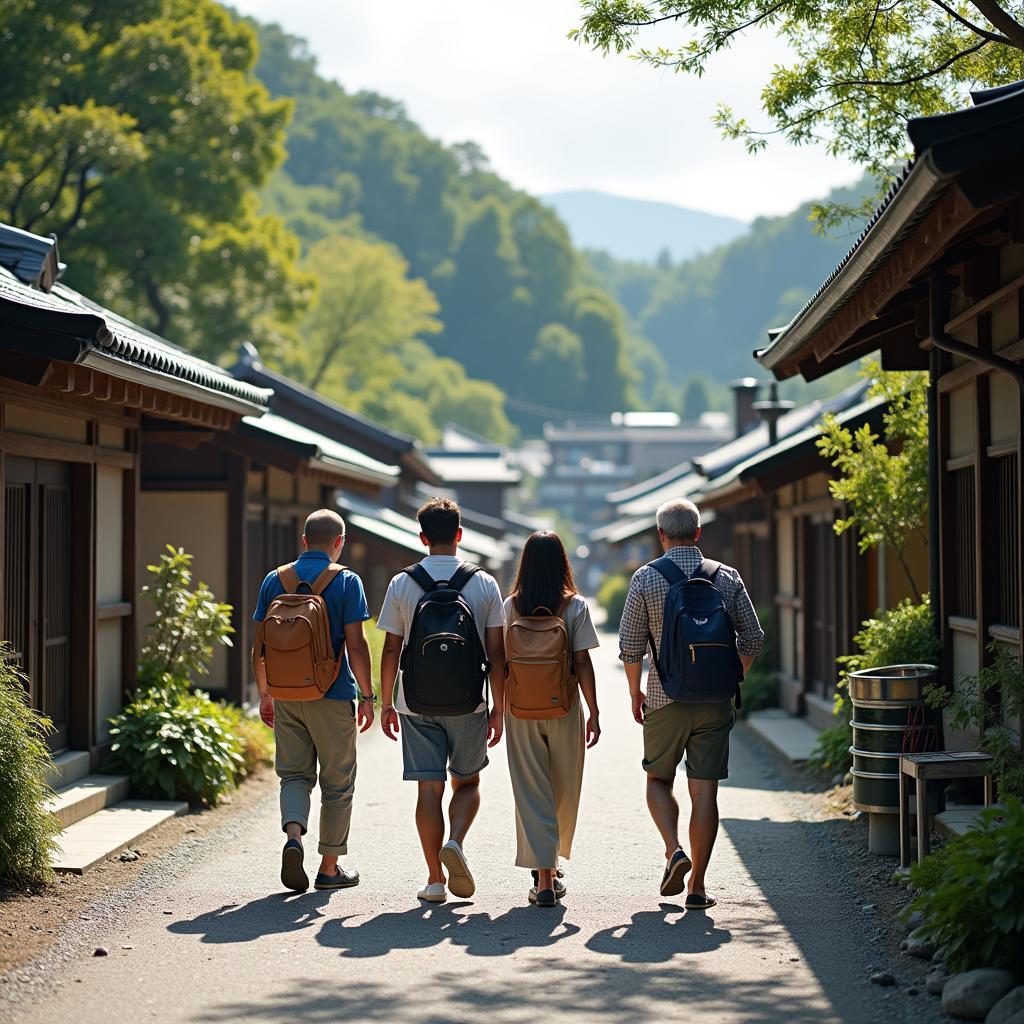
[848,664,943,813]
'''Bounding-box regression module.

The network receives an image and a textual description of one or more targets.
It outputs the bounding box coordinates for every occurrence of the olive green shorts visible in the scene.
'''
[642,700,735,781]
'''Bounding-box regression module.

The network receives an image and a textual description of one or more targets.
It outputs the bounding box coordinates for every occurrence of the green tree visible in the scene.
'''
[0,1,310,354]
[572,1,1024,224]
[282,234,441,392]
[817,360,929,600]
[529,322,587,409]
[570,287,636,412]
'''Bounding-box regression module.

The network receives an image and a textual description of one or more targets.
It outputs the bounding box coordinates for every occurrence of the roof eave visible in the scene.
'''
[758,153,947,378]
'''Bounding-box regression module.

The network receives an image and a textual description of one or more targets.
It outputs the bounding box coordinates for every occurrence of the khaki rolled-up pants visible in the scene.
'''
[274,698,356,856]
[505,702,585,870]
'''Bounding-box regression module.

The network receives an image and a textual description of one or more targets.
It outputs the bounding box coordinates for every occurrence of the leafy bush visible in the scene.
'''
[926,643,1024,799]
[212,700,274,779]
[738,606,776,718]
[137,546,233,690]
[0,647,61,888]
[809,596,939,774]
[367,616,386,702]
[106,687,244,805]
[597,572,630,630]
[910,797,1024,973]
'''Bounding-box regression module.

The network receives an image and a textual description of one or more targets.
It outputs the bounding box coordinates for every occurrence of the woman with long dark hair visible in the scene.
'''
[504,531,600,907]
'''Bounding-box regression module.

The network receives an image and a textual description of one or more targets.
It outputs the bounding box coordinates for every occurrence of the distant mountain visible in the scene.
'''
[542,189,749,263]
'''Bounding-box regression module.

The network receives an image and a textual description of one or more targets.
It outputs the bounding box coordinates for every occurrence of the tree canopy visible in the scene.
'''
[573,1,1024,224]
[0,1,311,355]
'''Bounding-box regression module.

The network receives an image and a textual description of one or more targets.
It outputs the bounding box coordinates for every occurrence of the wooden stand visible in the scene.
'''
[898,751,995,867]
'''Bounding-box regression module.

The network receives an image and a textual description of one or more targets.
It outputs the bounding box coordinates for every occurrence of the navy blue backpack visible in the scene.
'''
[648,557,744,706]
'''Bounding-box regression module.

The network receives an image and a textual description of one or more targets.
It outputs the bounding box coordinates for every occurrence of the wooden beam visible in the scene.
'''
[0,432,134,468]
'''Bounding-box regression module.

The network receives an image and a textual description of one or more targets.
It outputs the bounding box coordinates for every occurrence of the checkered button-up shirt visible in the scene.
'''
[618,546,764,712]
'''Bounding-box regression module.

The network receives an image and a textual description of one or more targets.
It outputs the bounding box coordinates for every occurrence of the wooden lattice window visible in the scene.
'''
[993,453,1020,629]
[950,466,977,619]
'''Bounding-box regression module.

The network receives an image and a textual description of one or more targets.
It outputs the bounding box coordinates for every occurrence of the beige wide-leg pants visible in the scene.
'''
[505,702,585,869]
[274,698,357,856]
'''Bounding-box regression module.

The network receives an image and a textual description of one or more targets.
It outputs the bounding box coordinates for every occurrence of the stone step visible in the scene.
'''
[52,800,188,874]
[47,774,131,829]
[745,708,822,764]
[46,750,91,791]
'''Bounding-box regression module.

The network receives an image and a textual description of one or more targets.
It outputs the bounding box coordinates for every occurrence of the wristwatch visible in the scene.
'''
[358,692,377,704]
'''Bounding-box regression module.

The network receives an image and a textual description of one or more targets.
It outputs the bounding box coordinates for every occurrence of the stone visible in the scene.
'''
[118,850,139,863]
[871,972,897,987]
[903,910,925,932]
[843,772,854,785]
[92,948,108,958]
[987,987,1024,1024]
[907,987,920,996]
[927,970,948,996]
[943,970,1015,1020]
[904,929,937,959]
[996,1013,1024,1024]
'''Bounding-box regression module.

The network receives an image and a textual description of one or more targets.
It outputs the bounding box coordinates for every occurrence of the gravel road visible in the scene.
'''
[0,631,944,1024]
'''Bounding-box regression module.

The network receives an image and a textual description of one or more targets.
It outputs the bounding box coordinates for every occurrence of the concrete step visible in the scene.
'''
[46,750,91,791]
[52,799,188,874]
[47,774,131,829]
[935,803,1005,839]
[745,708,822,764]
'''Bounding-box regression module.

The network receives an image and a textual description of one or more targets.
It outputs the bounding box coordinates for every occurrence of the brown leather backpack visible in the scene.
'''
[505,599,575,720]
[253,563,344,701]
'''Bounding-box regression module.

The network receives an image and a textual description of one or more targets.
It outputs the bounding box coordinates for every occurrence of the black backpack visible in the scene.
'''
[649,556,744,707]
[400,562,490,716]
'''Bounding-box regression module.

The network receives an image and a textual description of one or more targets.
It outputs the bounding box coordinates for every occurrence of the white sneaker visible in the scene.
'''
[439,839,475,898]
[417,881,447,903]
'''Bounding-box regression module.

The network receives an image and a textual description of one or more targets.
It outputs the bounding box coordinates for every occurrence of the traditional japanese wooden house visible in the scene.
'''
[0,226,271,762]
[757,79,1024,726]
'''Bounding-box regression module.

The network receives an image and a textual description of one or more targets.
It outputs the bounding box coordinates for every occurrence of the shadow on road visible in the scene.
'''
[196,960,827,1024]
[585,903,731,962]
[167,891,332,943]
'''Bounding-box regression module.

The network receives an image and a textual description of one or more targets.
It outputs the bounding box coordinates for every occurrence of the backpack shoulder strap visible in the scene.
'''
[402,564,436,593]
[648,556,686,587]
[276,563,300,594]
[693,558,722,582]
[310,563,345,596]
[448,562,481,594]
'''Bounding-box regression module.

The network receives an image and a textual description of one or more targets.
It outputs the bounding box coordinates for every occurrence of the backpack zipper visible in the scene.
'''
[689,642,730,663]
[422,633,466,656]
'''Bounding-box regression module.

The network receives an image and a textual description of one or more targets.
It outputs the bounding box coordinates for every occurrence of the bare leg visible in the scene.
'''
[318,855,338,875]
[416,781,446,884]
[448,775,481,845]
[285,822,303,842]
[537,868,555,890]
[686,778,720,896]
[646,774,682,859]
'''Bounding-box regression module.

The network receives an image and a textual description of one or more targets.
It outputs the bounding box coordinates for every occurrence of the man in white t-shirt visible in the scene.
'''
[377,497,507,904]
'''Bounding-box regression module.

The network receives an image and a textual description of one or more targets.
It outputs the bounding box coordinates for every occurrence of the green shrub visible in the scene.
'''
[106,687,244,805]
[597,573,630,630]
[808,717,854,775]
[0,647,61,888]
[212,700,274,779]
[137,546,233,690]
[910,797,1024,973]
[366,616,386,701]
[738,606,777,718]
[926,642,1024,799]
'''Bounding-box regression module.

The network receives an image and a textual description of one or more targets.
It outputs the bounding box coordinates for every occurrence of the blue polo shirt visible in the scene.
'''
[252,551,369,701]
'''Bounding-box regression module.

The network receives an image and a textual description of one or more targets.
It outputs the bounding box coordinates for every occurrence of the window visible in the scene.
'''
[950,466,977,618]
[993,453,1020,628]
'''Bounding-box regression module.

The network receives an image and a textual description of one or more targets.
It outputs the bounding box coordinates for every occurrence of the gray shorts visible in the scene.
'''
[400,710,489,782]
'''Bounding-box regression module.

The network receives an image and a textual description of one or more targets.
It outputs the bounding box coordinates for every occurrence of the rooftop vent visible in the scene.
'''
[729,378,762,438]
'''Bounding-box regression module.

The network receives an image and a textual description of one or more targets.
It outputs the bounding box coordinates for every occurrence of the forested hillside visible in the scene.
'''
[587,181,871,393]
[251,21,643,435]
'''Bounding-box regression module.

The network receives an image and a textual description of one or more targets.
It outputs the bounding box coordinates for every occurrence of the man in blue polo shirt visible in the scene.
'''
[253,509,375,893]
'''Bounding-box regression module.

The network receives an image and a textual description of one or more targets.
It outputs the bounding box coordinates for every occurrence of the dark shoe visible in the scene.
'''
[529,887,557,907]
[531,868,566,896]
[281,839,308,892]
[660,848,692,897]
[685,892,717,910]
[314,867,360,890]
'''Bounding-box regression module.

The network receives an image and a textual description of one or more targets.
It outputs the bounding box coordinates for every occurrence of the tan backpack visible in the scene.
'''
[506,599,575,720]
[253,563,344,701]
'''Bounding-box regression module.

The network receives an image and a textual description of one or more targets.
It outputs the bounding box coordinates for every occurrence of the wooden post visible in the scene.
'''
[226,454,248,706]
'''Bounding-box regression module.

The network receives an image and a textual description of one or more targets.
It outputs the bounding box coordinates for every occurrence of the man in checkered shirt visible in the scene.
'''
[619,498,763,908]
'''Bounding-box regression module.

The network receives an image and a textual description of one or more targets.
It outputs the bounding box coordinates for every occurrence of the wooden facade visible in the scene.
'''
[758,81,1024,744]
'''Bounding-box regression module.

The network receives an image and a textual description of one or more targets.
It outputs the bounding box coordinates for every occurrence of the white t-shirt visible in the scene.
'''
[376,555,506,715]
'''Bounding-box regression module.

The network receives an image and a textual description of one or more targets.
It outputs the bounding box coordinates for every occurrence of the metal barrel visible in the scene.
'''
[848,664,943,813]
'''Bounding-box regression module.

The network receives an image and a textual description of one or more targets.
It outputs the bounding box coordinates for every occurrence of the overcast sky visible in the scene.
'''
[233,0,862,222]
